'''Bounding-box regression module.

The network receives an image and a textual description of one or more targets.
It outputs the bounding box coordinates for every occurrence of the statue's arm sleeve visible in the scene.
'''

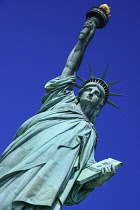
[65,157,97,206]
[38,75,76,113]
[64,134,97,206]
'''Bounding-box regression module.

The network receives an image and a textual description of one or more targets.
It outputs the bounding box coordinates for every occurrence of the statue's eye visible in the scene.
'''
[94,91,100,97]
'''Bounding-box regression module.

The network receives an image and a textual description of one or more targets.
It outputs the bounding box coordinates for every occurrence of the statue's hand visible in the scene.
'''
[94,164,116,187]
[84,164,116,189]
[83,19,94,30]
[78,19,96,41]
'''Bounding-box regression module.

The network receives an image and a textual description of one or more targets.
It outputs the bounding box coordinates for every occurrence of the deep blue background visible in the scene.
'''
[0,0,139,209]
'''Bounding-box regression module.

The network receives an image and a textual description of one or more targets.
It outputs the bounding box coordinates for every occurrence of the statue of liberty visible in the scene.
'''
[0,5,123,210]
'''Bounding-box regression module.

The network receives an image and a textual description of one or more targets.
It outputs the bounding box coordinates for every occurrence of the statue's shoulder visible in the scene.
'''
[44,75,76,93]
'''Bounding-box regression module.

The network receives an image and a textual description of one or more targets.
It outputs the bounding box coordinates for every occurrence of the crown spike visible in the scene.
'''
[100,64,109,80]
[108,79,122,87]
[76,75,86,83]
[109,92,125,96]
[88,62,94,79]
[106,100,121,109]
[74,83,83,89]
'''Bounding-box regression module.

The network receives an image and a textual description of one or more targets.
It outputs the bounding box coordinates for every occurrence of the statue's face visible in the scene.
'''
[80,84,105,109]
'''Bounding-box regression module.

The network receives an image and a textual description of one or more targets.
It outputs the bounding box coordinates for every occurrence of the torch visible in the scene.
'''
[79,4,111,40]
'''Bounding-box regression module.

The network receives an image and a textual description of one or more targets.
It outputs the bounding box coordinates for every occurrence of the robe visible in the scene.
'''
[0,76,97,210]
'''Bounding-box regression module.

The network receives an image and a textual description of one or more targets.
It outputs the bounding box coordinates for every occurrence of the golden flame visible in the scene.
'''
[99,4,111,17]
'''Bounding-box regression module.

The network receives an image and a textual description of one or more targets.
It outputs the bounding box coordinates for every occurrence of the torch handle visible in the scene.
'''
[78,17,99,41]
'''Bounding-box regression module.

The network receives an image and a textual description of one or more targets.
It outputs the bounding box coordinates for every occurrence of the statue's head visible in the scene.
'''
[75,64,123,122]
[78,79,108,121]
[79,83,105,109]
[79,78,108,105]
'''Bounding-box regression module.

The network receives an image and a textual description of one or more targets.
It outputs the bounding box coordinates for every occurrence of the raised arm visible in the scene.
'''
[61,19,97,79]
[61,5,110,79]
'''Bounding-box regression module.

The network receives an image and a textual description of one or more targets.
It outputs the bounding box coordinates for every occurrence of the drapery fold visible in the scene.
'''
[0,76,97,209]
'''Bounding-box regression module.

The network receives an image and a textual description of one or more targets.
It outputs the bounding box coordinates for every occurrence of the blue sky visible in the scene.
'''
[0,0,139,209]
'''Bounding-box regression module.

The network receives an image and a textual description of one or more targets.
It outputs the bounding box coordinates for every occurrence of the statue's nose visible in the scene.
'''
[89,92,94,97]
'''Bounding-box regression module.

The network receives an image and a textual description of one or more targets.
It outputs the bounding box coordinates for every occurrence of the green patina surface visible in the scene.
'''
[0,5,121,210]
[0,76,97,209]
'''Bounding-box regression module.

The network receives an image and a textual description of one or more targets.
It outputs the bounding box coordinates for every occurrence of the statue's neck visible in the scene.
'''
[79,102,95,121]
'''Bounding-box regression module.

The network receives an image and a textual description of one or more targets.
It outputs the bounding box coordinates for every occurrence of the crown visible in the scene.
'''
[75,64,124,109]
